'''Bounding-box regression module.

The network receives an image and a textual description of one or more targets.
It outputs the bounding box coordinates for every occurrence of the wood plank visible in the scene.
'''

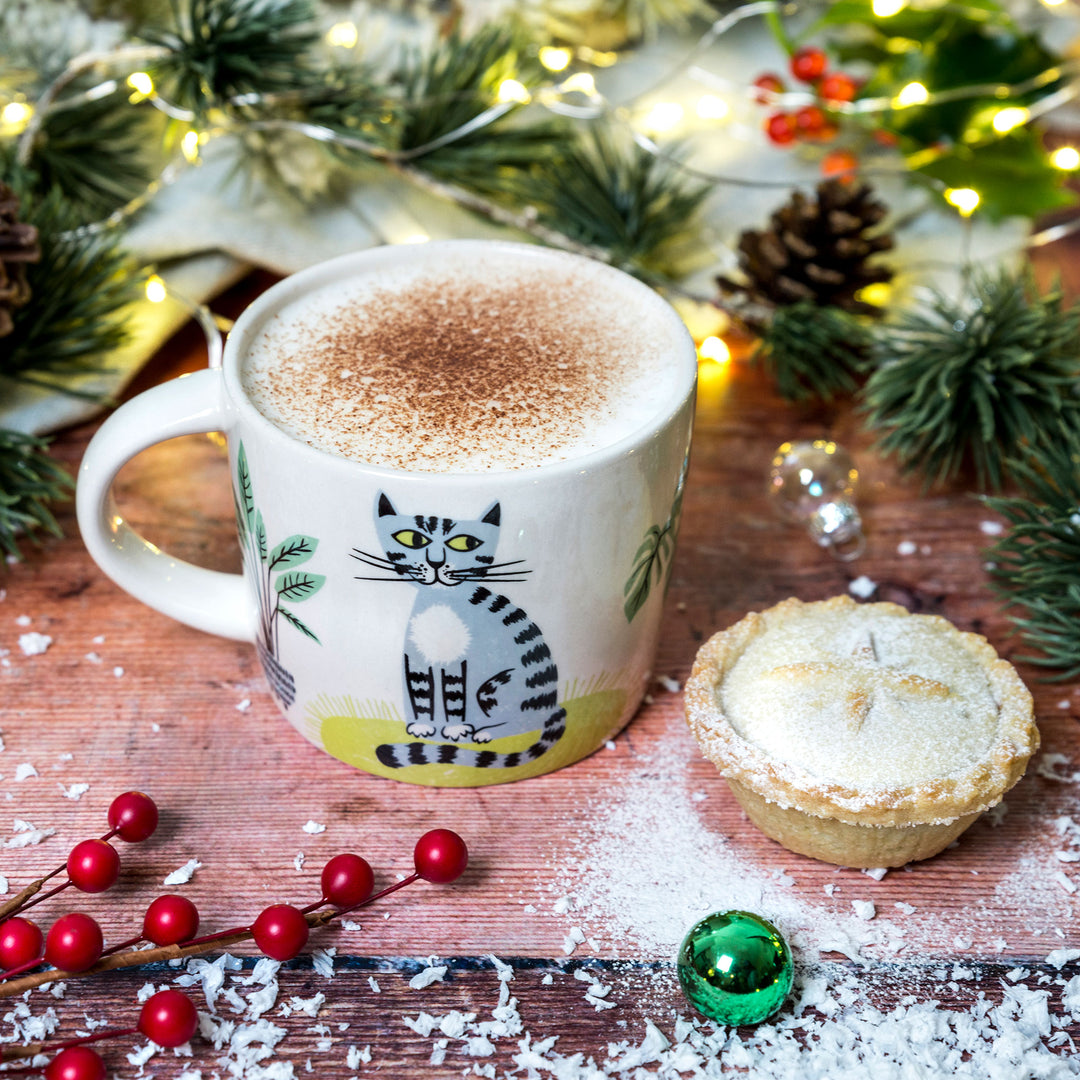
[1,267,1078,1074]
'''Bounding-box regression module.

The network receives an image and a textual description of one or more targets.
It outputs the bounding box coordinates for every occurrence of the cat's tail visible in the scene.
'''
[374,706,566,770]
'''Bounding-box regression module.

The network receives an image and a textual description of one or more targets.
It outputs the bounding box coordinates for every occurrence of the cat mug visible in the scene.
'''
[77,241,697,786]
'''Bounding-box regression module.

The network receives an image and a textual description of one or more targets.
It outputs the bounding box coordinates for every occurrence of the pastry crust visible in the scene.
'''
[684,596,1038,865]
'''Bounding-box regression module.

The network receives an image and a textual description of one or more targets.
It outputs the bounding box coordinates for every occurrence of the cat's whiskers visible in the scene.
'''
[349,549,401,570]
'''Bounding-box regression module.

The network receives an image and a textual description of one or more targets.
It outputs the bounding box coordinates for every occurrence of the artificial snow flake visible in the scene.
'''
[409,964,448,990]
[302,820,326,835]
[848,575,877,599]
[164,859,203,886]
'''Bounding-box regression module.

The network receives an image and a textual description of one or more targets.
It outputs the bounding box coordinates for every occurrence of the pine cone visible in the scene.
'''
[721,179,894,318]
[0,183,41,338]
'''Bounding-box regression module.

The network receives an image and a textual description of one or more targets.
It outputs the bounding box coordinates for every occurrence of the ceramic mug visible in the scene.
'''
[76,241,697,786]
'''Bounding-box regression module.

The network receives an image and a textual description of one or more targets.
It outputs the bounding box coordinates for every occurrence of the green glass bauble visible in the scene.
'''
[676,910,794,1027]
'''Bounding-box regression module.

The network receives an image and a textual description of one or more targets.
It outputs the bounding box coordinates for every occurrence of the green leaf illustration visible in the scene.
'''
[279,606,321,644]
[269,535,319,570]
[255,510,268,563]
[624,524,671,623]
[276,571,326,601]
[236,443,255,536]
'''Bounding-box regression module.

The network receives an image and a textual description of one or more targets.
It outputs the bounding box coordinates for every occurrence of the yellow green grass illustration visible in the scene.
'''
[306,674,628,786]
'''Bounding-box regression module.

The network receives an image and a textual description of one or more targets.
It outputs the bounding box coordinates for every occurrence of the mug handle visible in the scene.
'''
[76,368,257,642]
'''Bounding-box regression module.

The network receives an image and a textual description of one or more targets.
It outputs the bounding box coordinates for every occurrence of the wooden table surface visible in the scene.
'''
[2,259,1079,1077]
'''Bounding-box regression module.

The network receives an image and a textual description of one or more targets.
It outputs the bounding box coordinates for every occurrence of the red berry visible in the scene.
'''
[874,128,900,147]
[822,148,859,179]
[138,988,199,1047]
[794,105,826,137]
[752,73,785,104]
[142,894,200,946]
[790,46,827,83]
[321,854,374,908]
[44,1046,106,1080]
[251,904,309,961]
[45,913,103,972]
[67,839,120,893]
[819,70,858,103]
[413,829,468,884]
[764,112,798,146]
[0,917,43,970]
[107,791,158,842]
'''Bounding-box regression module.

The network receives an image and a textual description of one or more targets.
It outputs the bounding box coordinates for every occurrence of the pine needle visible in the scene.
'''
[518,126,711,280]
[1,176,140,394]
[143,0,321,118]
[983,435,1080,679]
[861,269,1080,491]
[0,429,73,560]
[394,24,544,169]
[18,87,165,224]
[756,301,872,402]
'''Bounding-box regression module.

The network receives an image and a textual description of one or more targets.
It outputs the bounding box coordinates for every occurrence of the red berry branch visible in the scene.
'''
[0,792,157,924]
[756,45,868,178]
[0,793,469,1005]
[0,987,199,1079]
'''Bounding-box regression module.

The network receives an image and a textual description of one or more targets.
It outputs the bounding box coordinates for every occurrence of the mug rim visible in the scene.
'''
[220,239,698,480]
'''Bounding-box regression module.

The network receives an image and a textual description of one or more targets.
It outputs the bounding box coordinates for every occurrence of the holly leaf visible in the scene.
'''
[275,572,326,601]
[279,606,321,644]
[810,0,1012,39]
[269,535,318,570]
[914,130,1075,222]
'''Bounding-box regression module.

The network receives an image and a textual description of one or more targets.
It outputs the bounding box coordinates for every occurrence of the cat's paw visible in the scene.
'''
[472,729,493,744]
[406,723,436,738]
[441,724,474,741]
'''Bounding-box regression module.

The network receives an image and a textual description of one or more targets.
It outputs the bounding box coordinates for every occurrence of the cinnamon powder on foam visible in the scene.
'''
[242,266,664,473]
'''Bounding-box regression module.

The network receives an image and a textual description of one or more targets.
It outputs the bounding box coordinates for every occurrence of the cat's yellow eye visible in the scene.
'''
[392,529,431,548]
[447,534,482,552]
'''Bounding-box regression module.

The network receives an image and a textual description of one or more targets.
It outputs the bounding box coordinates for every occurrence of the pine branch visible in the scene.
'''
[15,86,166,224]
[861,269,1080,491]
[0,174,141,391]
[983,436,1080,679]
[0,429,73,560]
[755,301,872,402]
[142,0,321,118]
[394,25,541,160]
[516,126,711,280]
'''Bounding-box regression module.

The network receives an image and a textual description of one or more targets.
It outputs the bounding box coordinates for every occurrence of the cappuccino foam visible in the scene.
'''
[240,248,686,473]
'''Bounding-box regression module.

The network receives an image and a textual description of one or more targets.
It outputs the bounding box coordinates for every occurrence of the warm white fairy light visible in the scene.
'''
[180,130,201,162]
[992,106,1029,133]
[145,275,168,303]
[400,233,429,244]
[560,72,597,96]
[1051,145,1080,170]
[698,336,731,363]
[695,94,729,120]
[496,79,531,104]
[538,46,572,72]
[126,71,154,98]
[1,101,32,132]
[945,187,980,216]
[641,102,684,133]
[894,81,929,108]
[325,21,359,48]
[872,0,907,15]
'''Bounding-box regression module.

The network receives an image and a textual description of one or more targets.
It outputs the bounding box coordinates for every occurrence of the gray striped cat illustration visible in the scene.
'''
[351,493,566,770]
